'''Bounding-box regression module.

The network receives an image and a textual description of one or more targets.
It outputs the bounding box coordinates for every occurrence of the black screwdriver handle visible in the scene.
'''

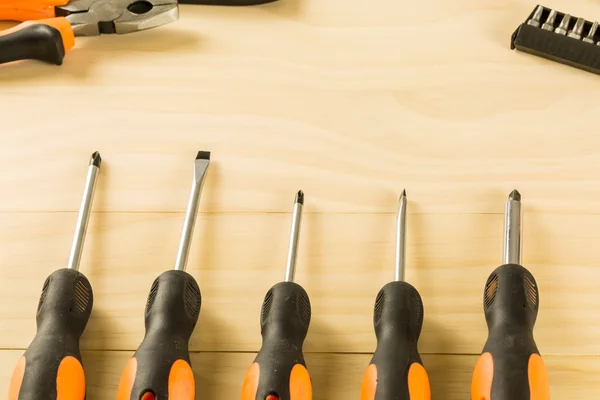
[360,281,431,400]
[471,264,550,400]
[117,270,201,400]
[8,268,93,400]
[0,19,75,66]
[241,282,313,400]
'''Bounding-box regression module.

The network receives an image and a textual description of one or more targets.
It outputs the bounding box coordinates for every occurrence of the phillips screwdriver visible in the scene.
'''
[8,152,101,400]
[116,151,211,400]
[360,191,431,400]
[241,190,312,400]
[471,190,550,400]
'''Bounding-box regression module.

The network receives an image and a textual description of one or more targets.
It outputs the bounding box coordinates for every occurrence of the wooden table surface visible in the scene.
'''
[2,0,600,398]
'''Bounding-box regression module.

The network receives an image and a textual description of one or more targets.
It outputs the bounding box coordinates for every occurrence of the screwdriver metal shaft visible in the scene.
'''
[241,190,313,400]
[285,190,304,282]
[174,151,211,272]
[472,190,549,400]
[9,152,100,400]
[117,151,210,400]
[504,189,522,265]
[67,151,101,271]
[395,190,407,282]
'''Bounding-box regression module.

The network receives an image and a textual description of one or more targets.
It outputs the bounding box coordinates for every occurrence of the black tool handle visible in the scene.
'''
[116,270,201,400]
[0,23,67,66]
[360,281,430,400]
[8,268,93,400]
[471,264,550,399]
[241,282,313,400]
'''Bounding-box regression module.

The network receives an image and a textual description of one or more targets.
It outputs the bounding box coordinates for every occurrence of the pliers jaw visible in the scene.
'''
[57,0,179,36]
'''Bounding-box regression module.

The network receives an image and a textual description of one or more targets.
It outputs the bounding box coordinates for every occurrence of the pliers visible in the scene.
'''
[0,0,178,66]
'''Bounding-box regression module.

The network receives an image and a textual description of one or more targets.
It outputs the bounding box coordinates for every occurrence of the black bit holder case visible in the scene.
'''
[511,5,600,75]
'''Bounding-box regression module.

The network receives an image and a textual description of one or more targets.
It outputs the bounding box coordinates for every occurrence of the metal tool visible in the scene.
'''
[583,21,599,43]
[241,190,313,400]
[527,5,543,27]
[471,190,550,400]
[116,151,210,400]
[554,14,571,35]
[360,191,431,400]
[8,152,101,400]
[541,9,557,31]
[0,0,178,65]
[568,18,586,39]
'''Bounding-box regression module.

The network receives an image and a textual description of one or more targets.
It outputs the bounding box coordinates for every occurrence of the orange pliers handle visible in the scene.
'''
[0,0,75,65]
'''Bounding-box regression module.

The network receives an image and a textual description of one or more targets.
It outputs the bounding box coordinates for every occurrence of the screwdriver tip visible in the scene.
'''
[509,189,521,202]
[295,190,304,205]
[196,151,211,160]
[401,189,407,198]
[90,151,102,168]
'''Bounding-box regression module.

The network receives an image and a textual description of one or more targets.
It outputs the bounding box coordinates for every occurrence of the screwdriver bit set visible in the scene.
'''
[511,5,600,75]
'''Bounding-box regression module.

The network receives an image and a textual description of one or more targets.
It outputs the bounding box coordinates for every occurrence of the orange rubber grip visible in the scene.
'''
[0,0,69,22]
[241,362,312,400]
[471,352,550,400]
[9,356,86,400]
[117,357,195,400]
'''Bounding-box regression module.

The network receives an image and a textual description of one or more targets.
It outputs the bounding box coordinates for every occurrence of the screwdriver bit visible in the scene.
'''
[583,21,599,43]
[568,18,586,39]
[527,5,544,28]
[555,14,572,35]
[541,10,557,31]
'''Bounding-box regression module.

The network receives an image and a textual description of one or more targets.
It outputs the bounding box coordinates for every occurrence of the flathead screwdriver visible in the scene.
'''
[471,190,550,400]
[241,191,313,400]
[360,191,431,400]
[116,151,211,400]
[8,152,101,400]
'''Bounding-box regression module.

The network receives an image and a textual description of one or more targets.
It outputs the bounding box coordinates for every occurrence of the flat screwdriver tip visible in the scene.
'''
[295,190,304,205]
[90,151,102,168]
[196,151,211,160]
[401,189,407,198]
[509,189,521,202]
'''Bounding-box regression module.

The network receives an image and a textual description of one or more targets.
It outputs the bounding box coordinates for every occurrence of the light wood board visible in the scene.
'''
[2,0,600,397]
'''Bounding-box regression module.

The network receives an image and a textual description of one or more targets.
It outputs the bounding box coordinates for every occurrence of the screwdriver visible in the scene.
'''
[241,190,313,400]
[360,191,431,400]
[471,190,550,400]
[8,152,101,400]
[116,151,211,400]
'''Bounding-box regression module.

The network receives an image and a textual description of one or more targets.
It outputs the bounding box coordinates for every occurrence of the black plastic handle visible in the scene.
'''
[117,270,201,400]
[362,281,428,400]
[9,268,93,400]
[471,263,549,399]
[0,23,66,66]
[242,281,312,400]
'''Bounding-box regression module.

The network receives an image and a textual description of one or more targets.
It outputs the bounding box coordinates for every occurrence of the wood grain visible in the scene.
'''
[1,212,598,354]
[3,0,600,396]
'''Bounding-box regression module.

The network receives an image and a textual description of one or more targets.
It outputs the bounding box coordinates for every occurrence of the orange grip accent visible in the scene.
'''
[408,363,431,400]
[0,18,74,51]
[56,356,86,400]
[359,364,377,400]
[116,358,138,400]
[241,363,260,400]
[289,364,312,400]
[8,356,26,400]
[0,0,68,21]
[528,354,550,400]
[471,352,493,400]
[168,359,195,399]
